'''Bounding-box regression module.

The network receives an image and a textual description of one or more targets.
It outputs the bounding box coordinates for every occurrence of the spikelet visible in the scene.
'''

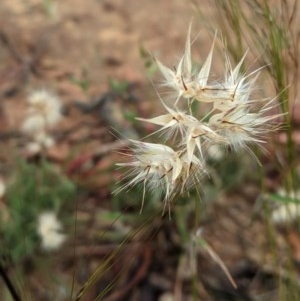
[115,24,282,214]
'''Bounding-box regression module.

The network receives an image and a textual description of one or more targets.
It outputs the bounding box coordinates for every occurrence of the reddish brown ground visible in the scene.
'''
[0,1,299,301]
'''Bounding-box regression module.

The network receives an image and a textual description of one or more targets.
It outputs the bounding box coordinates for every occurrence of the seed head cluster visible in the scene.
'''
[21,89,63,153]
[115,26,281,211]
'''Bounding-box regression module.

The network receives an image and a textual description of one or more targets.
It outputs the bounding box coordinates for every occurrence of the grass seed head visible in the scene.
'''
[116,24,283,214]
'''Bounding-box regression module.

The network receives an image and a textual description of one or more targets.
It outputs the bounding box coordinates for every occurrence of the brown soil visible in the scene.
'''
[0,1,299,301]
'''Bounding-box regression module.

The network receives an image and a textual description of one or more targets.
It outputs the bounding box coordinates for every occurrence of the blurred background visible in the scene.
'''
[0,0,299,300]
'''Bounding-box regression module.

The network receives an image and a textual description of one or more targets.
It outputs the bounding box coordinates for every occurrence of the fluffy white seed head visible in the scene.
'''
[185,122,226,164]
[272,203,300,225]
[21,89,62,152]
[21,114,46,136]
[176,152,204,194]
[155,31,215,106]
[154,27,264,113]
[0,178,6,199]
[271,189,300,225]
[116,140,182,198]
[26,142,43,155]
[209,101,280,153]
[116,24,282,215]
[26,90,62,126]
[115,140,205,212]
[34,131,55,148]
[37,212,66,251]
[25,132,55,155]
[137,102,198,141]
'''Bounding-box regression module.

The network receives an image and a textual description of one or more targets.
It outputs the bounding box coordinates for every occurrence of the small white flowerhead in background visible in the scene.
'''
[271,189,300,225]
[272,203,300,225]
[206,144,224,161]
[34,131,55,148]
[25,134,55,155]
[21,114,46,136]
[21,89,63,154]
[21,89,62,136]
[26,142,43,155]
[27,89,62,126]
[37,211,66,251]
[0,177,6,199]
[25,131,55,154]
